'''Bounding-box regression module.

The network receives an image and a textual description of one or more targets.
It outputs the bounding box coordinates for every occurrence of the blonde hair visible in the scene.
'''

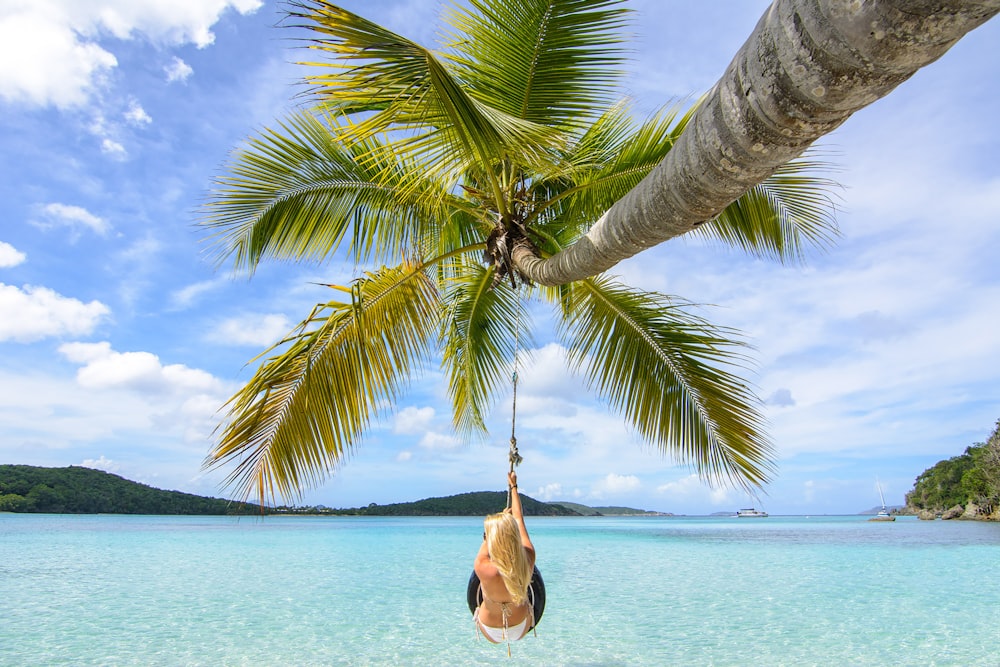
[484,512,532,605]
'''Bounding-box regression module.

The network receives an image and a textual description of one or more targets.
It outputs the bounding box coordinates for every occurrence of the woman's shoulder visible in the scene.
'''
[474,556,499,580]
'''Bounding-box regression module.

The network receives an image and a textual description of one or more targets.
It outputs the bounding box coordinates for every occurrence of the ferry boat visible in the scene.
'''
[736,507,768,518]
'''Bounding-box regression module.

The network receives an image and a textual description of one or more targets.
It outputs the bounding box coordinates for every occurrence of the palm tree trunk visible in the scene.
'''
[513,0,1000,286]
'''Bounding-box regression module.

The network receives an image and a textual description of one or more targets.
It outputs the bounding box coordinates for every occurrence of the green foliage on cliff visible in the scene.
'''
[906,419,1000,514]
[0,465,261,515]
[288,491,581,516]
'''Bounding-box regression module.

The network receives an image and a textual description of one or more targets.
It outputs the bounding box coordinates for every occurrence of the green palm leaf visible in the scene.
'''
[698,157,841,262]
[200,110,472,272]
[444,0,629,127]
[287,0,563,197]
[441,264,530,438]
[203,261,440,505]
[560,277,774,489]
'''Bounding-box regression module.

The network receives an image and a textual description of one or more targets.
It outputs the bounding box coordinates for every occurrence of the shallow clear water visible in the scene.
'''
[2,514,998,666]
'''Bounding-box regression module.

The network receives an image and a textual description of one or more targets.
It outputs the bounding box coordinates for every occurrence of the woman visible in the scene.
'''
[473,470,537,648]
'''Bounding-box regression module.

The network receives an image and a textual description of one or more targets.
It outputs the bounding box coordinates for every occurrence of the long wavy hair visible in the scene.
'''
[484,512,532,605]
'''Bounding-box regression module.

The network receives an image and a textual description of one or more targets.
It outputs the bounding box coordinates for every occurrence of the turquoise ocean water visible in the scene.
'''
[2,513,998,666]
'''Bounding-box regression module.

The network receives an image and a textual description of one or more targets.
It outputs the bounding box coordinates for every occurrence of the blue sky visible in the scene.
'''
[1,0,998,515]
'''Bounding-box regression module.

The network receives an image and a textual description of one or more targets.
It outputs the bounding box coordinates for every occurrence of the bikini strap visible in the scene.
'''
[477,584,514,657]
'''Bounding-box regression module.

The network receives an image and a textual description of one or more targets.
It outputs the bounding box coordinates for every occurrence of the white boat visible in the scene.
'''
[869,479,896,522]
[736,507,768,518]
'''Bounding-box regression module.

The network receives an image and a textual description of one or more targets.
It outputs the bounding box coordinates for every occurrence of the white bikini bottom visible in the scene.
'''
[476,614,530,643]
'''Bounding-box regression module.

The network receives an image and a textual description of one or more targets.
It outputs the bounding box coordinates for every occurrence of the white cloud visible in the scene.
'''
[101,138,128,159]
[656,474,736,507]
[35,203,112,236]
[533,482,564,501]
[0,0,263,109]
[394,406,435,434]
[396,451,413,462]
[419,432,461,450]
[0,346,233,473]
[53,342,229,447]
[170,278,226,309]
[591,473,641,498]
[0,241,26,267]
[205,313,292,346]
[124,99,152,125]
[85,112,131,158]
[165,56,193,83]
[82,455,120,473]
[0,283,110,342]
[0,8,117,109]
[516,342,580,397]
[59,341,222,395]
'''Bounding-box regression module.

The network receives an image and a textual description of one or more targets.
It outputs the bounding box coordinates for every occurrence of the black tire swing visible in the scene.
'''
[466,292,546,630]
[466,566,546,629]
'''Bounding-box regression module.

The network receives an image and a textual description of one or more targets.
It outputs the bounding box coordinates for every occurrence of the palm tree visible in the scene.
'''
[200,0,839,506]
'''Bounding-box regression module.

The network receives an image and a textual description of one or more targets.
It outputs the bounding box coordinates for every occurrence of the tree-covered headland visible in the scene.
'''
[905,419,1000,520]
[0,465,261,515]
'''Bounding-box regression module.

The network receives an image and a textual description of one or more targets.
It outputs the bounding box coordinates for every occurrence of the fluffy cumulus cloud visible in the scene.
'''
[0,284,110,342]
[0,241,26,267]
[59,341,221,394]
[48,342,231,447]
[0,0,262,109]
[0,342,233,474]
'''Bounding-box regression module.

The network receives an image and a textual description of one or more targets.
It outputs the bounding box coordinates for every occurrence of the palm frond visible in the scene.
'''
[444,0,630,128]
[560,277,774,489]
[199,110,471,272]
[441,263,530,438]
[286,1,564,191]
[529,103,691,234]
[203,261,440,506]
[696,157,841,262]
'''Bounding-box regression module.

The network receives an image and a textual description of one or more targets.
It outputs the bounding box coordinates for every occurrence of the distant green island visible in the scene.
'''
[297,495,670,517]
[0,465,664,516]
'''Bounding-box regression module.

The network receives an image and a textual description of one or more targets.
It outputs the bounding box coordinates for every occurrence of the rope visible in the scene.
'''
[507,290,523,509]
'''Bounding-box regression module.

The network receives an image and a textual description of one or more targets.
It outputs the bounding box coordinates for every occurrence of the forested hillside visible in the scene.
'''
[905,419,1000,520]
[294,491,580,516]
[0,465,260,515]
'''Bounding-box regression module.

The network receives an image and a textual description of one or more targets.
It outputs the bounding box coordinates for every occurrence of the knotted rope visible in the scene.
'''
[507,292,523,510]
